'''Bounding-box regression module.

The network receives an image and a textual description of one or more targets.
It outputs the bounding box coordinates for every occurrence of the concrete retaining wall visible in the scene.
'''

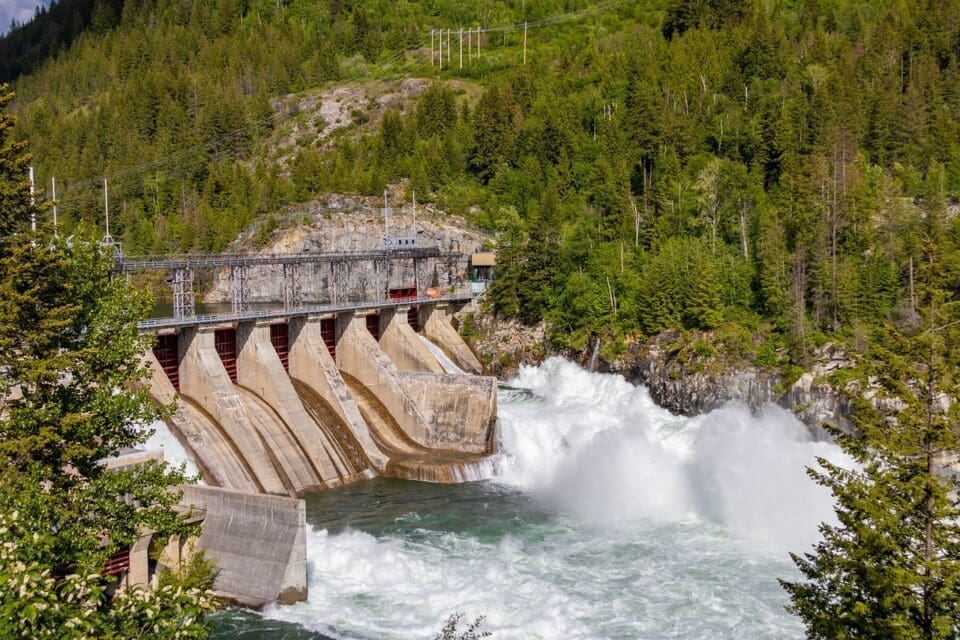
[423,305,483,374]
[180,485,307,608]
[288,317,389,472]
[379,307,444,373]
[236,321,345,490]
[178,327,288,495]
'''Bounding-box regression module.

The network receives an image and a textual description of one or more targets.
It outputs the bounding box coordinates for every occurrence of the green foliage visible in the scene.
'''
[0,95,216,637]
[781,242,960,639]
[4,0,960,363]
[435,613,491,640]
[639,237,723,333]
[0,509,219,640]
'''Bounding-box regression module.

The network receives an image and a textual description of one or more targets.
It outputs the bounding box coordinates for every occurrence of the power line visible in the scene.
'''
[42,0,635,218]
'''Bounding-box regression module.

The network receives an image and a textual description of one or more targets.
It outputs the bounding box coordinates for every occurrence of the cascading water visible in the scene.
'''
[140,419,200,478]
[418,335,465,374]
[239,358,848,640]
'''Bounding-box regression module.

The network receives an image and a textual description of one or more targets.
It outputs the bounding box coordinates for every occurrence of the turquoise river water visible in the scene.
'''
[175,358,848,640]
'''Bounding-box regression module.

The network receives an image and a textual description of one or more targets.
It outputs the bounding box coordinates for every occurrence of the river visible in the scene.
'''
[201,357,846,640]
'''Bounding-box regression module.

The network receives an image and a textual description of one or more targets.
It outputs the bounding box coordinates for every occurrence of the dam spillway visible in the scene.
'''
[130,246,497,607]
[146,301,497,497]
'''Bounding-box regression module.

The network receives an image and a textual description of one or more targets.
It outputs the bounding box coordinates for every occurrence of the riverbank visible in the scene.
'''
[461,308,857,430]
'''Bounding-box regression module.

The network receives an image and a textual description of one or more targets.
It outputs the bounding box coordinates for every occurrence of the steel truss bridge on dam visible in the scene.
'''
[116,247,476,330]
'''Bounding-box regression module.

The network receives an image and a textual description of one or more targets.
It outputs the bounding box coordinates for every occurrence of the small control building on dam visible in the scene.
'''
[124,247,497,607]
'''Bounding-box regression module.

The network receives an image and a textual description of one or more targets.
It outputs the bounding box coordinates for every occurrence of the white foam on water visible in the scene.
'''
[265,357,848,639]
[497,358,846,551]
[418,335,465,374]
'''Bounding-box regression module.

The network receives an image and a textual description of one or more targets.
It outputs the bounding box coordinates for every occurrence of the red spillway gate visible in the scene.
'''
[153,334,180,392]
[388,287,417,300]
[214,328,238,384]
[407,306,419,332]
[320,318,336,359]
[270,323,289,373]
[365,313,380,341]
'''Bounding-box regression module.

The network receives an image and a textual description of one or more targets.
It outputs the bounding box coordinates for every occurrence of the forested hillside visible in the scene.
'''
[3,0,960,365]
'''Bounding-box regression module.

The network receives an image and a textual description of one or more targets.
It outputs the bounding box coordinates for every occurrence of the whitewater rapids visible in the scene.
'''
[259,357,847,639]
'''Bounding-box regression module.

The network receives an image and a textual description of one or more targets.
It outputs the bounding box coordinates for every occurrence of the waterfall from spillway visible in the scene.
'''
[418,335,465,374]
[261,358,848,640]
[140,419,200,478]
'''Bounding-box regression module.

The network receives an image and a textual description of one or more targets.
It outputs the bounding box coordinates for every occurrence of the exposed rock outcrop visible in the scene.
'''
[618,334,856,429]
[204,198,488,304]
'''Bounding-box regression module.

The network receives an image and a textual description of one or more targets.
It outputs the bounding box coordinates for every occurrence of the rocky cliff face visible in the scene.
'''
[615,334,856,430]
[465,309,861,429]
[204,195,489,304]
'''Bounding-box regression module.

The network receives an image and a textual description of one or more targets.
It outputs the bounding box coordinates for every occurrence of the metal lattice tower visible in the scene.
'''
[171,268,195,319]
[282,263,303,310]
[230,265,249,314]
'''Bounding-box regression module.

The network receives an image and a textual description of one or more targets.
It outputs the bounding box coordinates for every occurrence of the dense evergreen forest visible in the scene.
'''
[3,0,960,365]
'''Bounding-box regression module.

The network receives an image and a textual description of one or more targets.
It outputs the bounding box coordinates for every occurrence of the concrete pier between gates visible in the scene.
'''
[236,321,347,489]
[288,317,390,473]
[336,311,496,453]
[379,306,445,373]
[143,351,261,492]
[178,327,290,495]
[423,304,483,374]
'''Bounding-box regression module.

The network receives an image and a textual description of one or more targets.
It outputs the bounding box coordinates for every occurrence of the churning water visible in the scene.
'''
[213,358,847,640]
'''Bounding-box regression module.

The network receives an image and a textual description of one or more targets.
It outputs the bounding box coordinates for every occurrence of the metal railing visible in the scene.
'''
[116,247,457,272]
[137,292,475,331]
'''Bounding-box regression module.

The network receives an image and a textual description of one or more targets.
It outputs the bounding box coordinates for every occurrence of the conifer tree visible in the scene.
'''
[0,89,217,639]
[781,238,960,639]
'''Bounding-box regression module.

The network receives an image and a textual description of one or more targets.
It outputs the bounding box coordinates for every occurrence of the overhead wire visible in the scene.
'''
[44,0,634,217]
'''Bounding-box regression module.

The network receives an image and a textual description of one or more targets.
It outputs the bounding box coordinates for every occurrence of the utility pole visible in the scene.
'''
[439,28,443,70]
[51,177,58,233]
[383,189,390,246]
[28,166,36,231]
[468,28,471,63]
[412,190,417,241]
[103,178,113,246]
[459,28,463,69]
[523,21,527,65]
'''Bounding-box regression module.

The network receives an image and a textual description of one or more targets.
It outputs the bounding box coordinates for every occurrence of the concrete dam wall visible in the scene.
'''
[145,302,495,604]
[146,302,496,496]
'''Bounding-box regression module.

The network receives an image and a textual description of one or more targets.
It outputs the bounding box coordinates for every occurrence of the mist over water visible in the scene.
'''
[247,358,847,640]
[496,359,843,551]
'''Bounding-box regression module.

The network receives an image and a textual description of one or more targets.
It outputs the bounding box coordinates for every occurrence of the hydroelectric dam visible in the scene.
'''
[122,247,497,607]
